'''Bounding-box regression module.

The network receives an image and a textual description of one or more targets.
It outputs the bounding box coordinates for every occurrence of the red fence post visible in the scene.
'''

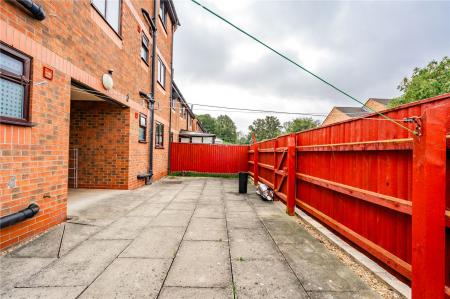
[411,103,449,299]
[252,134,259,185]
[286,133,296,216]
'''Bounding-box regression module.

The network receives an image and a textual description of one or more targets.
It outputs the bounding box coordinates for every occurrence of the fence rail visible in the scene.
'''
[248,93,450,298]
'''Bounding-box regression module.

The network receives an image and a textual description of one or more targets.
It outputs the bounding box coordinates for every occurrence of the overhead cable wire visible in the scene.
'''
[190,0,417,135]
[71,86,410,121]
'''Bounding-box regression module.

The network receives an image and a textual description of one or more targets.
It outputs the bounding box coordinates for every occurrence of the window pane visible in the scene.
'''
[140,115,146,126]
[0,52,23,75]
[141,47,148,62]
[142,34,149,47]
[0,78,24,118]
[106,0,120,32]
[192,137,202,144]
[139,127,145,141]
[92,0,106,14]
[180,137,190,143]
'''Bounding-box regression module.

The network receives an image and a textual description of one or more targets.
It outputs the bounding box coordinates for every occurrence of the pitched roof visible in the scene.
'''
[334,107,370,118]
[366,98,392,105]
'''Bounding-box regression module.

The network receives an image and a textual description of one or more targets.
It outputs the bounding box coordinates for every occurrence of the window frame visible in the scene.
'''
[140,32,150,64]
[157,57,166,89]
[159,0,167,30]
[0,43,32,126]
[91,0,122,36]
[170,97,176,111]
[138,113,147,142]
[155,121,164,148]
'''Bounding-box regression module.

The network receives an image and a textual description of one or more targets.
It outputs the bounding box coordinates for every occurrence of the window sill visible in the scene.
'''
[0,119,35,127]
[138,140,148,144]
[155,146,164,149]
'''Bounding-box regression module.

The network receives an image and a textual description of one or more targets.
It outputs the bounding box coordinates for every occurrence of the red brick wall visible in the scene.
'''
[0,0,176,250]
[69,101,130,189]
[0,64,70,250]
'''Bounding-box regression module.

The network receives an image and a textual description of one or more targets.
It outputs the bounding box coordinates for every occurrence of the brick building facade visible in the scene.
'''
[0,0,200,250]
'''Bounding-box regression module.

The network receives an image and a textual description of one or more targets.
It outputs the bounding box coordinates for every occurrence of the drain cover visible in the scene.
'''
[162,181,182,184]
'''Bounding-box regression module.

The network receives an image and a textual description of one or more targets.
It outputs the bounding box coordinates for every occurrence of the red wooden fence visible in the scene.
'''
[170,143,249,174]
[248,94,450,298]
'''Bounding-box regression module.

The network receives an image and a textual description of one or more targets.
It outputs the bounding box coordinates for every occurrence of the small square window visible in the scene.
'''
[0,43,31,125]
[139,113,147,142]
[140,33,149,63]
[157,57,166,88]
[92,0,122,34]
[155,122,164,148]
[159,1,167,29]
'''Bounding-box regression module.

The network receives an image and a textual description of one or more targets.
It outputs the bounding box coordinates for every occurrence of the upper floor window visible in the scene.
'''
[140,33,149,64]
[92,0,121,33]
[159,1,167,28]
[138,113,147,142]
[155,122,164,148]
[157,57,166,88]
[170,97,176,110]
[0,43,31,125]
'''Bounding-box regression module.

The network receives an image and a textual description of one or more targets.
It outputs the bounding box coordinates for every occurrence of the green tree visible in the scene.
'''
[196,114,216,133]
[283,117,320,133]
[236,131,250,144]
[215,115,237,143]
[389,56,450,107]
[248,116,282,141]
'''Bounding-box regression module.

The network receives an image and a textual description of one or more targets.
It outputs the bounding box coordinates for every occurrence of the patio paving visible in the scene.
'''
[0,177,379,298]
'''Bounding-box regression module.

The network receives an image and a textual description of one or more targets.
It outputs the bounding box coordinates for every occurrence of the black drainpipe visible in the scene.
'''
[146,1,158,184]
[0,204,39,229]
[167,23,175,174]
[15,0,46,20]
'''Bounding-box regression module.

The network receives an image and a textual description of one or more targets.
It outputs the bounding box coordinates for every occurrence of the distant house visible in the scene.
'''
[364,98,393,112]
[322,107,370,126]
[179,130,217,144]
[171,83,216,144]
[322,98,393,126]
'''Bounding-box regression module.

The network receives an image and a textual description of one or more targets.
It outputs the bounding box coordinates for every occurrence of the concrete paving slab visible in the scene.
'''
[224,192,246,201]
[262,219,312,244]
[150,209,193,227]
[229,228,281,261]
[120,226,185,258]
[232,258,308,299]
[79,258,171,298]
[93,216,152,240]
[159,286,231,299]
[193,204,225,219]
[185,217,227,241]
[0,257,55,294]
[2,286,85,299]
[165,202,196,211]
[226,212,262,229]
[59,223,101,257]
[9,226,64,258]
[165,240,231,288]
[225,201,253,212]
[21,239,129,287]
[126,203,166,217]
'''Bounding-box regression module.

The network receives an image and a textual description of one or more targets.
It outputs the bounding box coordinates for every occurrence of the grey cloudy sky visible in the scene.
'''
[173,0,450,133]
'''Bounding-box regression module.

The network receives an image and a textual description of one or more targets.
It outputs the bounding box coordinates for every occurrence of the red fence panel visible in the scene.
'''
[248,93,450,298]
[170,143,249,174]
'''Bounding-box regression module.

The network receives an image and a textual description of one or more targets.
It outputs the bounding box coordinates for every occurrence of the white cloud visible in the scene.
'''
[173,0,450,132]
